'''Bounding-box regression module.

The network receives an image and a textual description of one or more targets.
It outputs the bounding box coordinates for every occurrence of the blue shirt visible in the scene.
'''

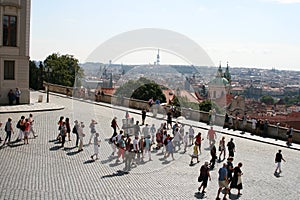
[218,166,228,181]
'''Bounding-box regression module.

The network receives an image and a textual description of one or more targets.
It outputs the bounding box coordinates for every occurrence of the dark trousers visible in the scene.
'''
[16,97,20,105]
[4,131,12,143]
[61,135,66,147]
[75,133,79,146]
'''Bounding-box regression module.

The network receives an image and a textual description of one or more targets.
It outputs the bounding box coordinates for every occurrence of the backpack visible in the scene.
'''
[72,125,77,134]
[5,123,8,132]
[16,120,21,129]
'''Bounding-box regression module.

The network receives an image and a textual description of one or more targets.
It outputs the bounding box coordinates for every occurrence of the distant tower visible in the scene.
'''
[156,49,160,65]
[224,61,232,84]
[217,61,223,77]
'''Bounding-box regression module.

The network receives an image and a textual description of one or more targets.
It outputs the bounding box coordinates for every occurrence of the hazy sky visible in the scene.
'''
[31,0,300,70]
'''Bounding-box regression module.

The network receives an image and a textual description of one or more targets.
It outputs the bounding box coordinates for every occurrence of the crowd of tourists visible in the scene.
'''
[0,107,289,200]
[0,113,37,146]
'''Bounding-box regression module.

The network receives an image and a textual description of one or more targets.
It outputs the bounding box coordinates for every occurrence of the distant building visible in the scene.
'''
[208,63,231,100]
[0,0,31,104]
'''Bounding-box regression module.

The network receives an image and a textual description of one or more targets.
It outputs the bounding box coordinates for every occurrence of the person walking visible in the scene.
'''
[218,137,226,161]
[111,117,119,137]
[230,162,243,196]
[60,122,67,147]
[89,119,97,144]
[141,108,147,125]
[28,114,37,138]
[23,118,30,144]
[216,163,230,200]
[274,150,286,174]
[144,135,152,161]
[165,137,175,160]
[227,138,235,158]
[207,126,217,147]
[209,144,217,169]
[194,132,203,154]
[190,144,199,165]
[226,157,234,183]
[77,122,85,152]
[72,120,79,147]
[183,132,189,153]
[3,118,13,145]
[16,116,25,141]
[65,117,71,141]
[198,161,211,194]
[90,133,100,160]
[57,116,64,141]
[188,126,195,145]
[150,124,156,144]
[116,135,126,162]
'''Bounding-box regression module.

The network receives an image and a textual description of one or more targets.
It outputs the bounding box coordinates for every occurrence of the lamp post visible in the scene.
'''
[44,66,52,103]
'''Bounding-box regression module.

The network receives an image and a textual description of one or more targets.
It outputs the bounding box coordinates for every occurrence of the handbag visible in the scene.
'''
[198,175,203,182]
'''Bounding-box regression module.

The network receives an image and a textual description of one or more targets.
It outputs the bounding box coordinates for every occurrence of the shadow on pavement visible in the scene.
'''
[101,156,117,164]
[63,146,77,151]
[161,160,171,165]
[194,192,206,199]
[109,161,123,167]
[9,143,24,148]
[49,145,62,151]
[48,139,57,143]
[66,150,80,156]
[101,170,129,179]
[229,193,241,199]
[83,159,95,164]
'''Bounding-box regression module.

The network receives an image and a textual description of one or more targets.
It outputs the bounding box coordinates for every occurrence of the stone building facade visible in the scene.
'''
[0,0,30,104]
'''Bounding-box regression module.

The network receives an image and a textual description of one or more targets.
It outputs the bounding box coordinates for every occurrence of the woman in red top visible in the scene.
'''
[194,132,203,154]
[57,116,64,141]
[24,118,31,144]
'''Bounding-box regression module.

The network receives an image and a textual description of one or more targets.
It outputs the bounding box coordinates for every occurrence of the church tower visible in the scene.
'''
[156,49,160,65]
[224,62,232,84]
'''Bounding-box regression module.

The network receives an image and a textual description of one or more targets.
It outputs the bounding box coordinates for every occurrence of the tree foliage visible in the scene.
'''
[115,77,166,102]
[199,100,212,112]
[260,95,274,105]
[43,53,84,87]
[29,61,41,90]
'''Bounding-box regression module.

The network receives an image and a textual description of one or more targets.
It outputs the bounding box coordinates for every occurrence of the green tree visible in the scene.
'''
[261,95,274,105]
[115,77,166,102]
[199,100,212,112]
[29,61,42,90]
[43,53,84,87]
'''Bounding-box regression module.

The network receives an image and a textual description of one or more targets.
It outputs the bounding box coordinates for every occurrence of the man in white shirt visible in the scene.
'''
[142,124,150,138]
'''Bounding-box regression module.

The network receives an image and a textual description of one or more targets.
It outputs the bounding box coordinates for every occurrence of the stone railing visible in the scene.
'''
[45,83,299,144]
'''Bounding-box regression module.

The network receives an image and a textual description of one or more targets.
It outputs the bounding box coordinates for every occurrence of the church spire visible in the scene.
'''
[156,49,160,65]
[217,61,223,77]
[224,61,231,83]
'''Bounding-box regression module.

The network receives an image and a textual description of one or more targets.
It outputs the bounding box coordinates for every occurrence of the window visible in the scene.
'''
[3,15,17,46]
[4,61,15,80]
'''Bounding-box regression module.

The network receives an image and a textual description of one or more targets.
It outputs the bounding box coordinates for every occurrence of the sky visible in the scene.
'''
[30,0,300,70]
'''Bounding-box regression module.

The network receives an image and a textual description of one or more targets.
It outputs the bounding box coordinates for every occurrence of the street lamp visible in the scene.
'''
[44,66,52,103]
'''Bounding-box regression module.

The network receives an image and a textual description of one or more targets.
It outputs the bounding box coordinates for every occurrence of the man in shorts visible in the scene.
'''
[216,163,230,200]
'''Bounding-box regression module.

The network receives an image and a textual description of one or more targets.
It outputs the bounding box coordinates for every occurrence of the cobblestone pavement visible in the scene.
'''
[0,91,300,200]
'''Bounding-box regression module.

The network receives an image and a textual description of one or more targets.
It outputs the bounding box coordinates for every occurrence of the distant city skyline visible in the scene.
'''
[31,0,300,70]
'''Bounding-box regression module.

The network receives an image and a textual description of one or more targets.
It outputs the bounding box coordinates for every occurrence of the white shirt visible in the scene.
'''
[133,138,139,151]
[142,126,150,137]
[189,127,194,137]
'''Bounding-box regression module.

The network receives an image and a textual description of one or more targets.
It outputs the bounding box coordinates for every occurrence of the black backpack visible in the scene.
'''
[72,125,77,134]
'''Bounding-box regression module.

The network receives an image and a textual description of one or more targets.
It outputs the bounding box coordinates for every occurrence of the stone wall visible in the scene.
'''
[46,83,299,144]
